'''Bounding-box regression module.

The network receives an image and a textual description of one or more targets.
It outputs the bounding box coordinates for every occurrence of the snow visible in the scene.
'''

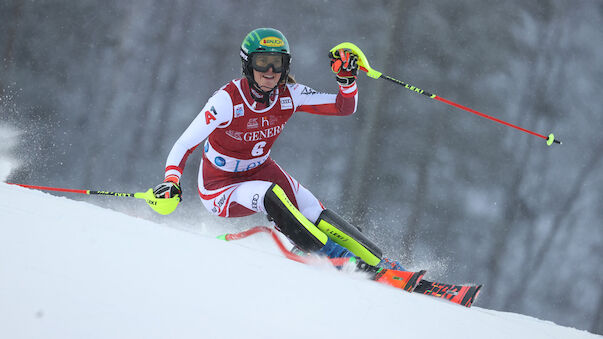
[0,126,20,182]
[0,183,600,339]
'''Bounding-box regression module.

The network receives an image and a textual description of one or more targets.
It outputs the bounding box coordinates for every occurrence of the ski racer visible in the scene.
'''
[153,27,403,271]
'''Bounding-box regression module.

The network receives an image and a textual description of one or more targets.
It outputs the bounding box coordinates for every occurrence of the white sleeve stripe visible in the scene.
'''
[339,82,357,94]
[165,169,182,178]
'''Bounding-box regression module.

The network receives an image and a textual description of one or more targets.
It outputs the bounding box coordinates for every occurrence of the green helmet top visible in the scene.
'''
[241,28,290,56]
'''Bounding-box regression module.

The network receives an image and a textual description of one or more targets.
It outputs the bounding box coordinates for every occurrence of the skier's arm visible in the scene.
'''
[289,82,357,116]
[290,48,359,116]
[163,90,233,183]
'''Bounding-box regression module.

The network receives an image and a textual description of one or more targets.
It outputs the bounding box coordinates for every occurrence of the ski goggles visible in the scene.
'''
[251,53,286,73]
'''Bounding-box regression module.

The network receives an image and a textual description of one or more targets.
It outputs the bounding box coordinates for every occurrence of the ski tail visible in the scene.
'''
[414,280,482,307]
[373,268,427,292]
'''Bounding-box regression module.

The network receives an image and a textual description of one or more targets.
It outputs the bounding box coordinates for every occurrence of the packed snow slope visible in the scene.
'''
[0,183,599,339]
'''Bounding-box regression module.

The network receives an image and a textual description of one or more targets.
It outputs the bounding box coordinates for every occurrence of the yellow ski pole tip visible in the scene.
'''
[547,133,561,146]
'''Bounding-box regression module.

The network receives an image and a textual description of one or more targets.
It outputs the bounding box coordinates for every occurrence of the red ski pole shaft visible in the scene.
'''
[220,226,309,263]
[377,74,562,146]
[6,183,136,197]
[219,226,350,266]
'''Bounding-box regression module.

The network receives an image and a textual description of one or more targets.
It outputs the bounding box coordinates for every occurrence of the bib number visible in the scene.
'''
[251,141,266,156]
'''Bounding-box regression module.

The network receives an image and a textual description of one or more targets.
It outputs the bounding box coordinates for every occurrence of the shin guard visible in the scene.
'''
[263,184,328,252]
[315,209,383,266]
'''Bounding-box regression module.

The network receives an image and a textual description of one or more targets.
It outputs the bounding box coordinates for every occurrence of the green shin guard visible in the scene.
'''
[315,209,383,266]
[263,184,328,252]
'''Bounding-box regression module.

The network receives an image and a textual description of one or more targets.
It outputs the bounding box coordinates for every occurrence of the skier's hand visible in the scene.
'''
[329,49,358,85]
[153,179,182,200]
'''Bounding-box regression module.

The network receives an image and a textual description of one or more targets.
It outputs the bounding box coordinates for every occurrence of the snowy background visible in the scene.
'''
[1,0,602,334]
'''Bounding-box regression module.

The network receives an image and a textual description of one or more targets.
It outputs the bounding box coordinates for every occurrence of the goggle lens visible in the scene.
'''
[251,53,284,73]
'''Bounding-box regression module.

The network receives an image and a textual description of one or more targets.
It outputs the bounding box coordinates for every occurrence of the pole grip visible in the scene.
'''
[330,42,382,79]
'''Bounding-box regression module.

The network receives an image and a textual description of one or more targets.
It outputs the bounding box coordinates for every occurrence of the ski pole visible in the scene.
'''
[6,182,180,215]
[331,42,562,146]
[218,226,350,266]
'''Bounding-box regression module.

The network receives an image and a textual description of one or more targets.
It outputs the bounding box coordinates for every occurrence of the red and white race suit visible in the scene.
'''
[164,77,357,223]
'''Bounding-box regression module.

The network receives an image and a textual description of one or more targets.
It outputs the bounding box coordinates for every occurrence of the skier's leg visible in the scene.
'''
[270,179,402,269]
[281,179,402,269]
[199,159,388,266]
[200,179,392,267]
[263,183,329,251]
[198,179,330,252]
[263,183,384,266]
[265,168,383,265]
[314,209,383,266]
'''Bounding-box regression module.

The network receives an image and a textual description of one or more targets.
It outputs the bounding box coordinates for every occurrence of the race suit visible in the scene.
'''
[163,77,358,224]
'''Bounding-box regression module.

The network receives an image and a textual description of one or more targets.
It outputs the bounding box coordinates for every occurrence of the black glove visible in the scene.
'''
[329,49,358,85]
[153,180,182,200]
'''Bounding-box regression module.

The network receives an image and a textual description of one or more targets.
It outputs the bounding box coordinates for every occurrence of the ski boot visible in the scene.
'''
[318,239,425,292]
[377,257,406,271]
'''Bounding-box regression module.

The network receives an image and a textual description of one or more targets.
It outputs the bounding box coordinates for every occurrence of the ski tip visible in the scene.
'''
[216,234,228,241]
[462,284,483,308]
[472,284,483,305]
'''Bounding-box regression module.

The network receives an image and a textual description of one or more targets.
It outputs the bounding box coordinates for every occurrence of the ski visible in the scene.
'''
[360,259,481,306]
[367,261,481,307]
[371,267,427,292]
[219,226,482,306]
[413,279,482,307]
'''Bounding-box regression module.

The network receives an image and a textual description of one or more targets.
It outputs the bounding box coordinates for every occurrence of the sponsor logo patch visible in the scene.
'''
[261,117,270,127]
[252,194,260,210]
[301,87,317,95]
[247,118,259,129]
[234,104,244,118]
[214,156,226,167]
[280,97,293,110]
[243,123,285,142]
[260,37,284,47]
[225,130,243,140]
[212,194,227,214]
[205,105,218,124]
